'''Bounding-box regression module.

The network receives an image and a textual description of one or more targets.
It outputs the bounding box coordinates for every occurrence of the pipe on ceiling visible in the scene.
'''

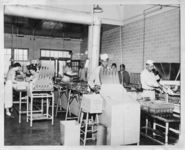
[4,5,100,25]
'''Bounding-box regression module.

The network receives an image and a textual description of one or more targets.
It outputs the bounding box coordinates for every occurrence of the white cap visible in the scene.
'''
[146,60,154,66]
[100,53,109,61]
[66,60,71,63]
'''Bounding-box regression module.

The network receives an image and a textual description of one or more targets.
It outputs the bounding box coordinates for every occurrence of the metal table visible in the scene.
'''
[141,111,180,145]
[13,82,28,123]
[65,82,89,120]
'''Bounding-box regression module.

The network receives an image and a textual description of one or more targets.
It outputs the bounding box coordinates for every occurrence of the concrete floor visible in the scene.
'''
[4,106,177,146]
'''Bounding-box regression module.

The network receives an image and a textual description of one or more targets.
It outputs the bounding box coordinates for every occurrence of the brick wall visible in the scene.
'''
[101,8,180,73]
[101,27,123,68]
[4,34,81,60]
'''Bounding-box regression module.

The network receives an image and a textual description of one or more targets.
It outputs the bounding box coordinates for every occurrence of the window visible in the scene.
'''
[14,48,28,61]
[41,49,71,58]
[40,49,72,77]
[4,48,12,75]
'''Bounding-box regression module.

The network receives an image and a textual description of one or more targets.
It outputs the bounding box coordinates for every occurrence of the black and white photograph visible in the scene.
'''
[0,0,185,149]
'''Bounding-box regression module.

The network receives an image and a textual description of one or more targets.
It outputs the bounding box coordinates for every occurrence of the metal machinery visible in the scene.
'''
[27,66,55,127]
[99,69,141,145]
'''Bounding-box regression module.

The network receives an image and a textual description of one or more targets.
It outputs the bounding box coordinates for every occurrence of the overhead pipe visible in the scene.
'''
[120,25,123,64]
[4,5,95,25]
[142,5,163,69]
[0,5,5,146]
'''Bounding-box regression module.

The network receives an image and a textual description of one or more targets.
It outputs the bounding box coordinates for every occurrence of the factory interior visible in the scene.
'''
[1,1,185,148]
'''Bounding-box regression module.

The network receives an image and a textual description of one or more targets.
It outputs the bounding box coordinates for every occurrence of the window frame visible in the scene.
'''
[40,48,72,60]
[13,48,29,61]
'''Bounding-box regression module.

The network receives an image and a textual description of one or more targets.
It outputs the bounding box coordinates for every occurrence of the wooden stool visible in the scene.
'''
[79,109,100,146]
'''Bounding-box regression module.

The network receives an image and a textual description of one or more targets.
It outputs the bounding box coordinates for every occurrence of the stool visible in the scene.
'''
[65,89,81,120]
[55,87,68,117]
[79,109,100,146]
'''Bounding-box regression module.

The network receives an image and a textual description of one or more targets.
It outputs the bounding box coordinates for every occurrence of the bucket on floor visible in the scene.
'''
[60,120,80,145]
[96,124,107,145]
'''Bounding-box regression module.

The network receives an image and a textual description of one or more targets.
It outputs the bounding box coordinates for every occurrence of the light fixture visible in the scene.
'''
[93,4,103,13]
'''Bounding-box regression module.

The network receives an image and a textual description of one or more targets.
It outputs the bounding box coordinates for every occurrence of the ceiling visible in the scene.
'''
[5,4,167,39]
[4,15,119,39]
[4,15,88,39]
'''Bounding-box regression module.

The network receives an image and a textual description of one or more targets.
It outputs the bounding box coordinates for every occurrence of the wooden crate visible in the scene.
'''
[60,120,80,145]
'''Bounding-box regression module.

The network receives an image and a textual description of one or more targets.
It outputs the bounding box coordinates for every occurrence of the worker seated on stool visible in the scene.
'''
[140,60,163,101]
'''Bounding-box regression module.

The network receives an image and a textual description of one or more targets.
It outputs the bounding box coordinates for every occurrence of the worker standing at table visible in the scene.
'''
[118,64,130,88]
[88,54,109,88]
[111,63,117,72]
[140,60,162,100]
[4,63,21,117]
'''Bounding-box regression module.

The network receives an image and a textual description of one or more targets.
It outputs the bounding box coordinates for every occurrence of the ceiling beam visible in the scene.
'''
[4,5,96,25]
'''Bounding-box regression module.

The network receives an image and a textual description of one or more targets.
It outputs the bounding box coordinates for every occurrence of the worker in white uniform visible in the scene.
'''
[62,60,72,82]
[4,63,21,117]
[140,60,162,100]
[88,54,109,88]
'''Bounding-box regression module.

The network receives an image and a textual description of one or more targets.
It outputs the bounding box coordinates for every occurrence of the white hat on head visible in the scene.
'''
[146,60,154,66]
[66,60,71,63]
[100,53,109,61]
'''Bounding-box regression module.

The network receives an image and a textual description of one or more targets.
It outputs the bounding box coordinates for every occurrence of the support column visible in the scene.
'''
[87,17,101,78]
[0,3,4,146]
[87,25,93,79]
[91,17,101,72]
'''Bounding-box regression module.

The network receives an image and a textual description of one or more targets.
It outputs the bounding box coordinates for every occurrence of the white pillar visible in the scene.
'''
[92,18,101,69]
[91,17,101,72]
[87,25,93,79]
[0,3,4,146]
[87,17,101,79]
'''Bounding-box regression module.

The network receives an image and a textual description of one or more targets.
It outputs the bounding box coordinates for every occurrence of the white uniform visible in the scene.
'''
[4,69,15,109]
[88,66,102,87]
[140,69,159,100]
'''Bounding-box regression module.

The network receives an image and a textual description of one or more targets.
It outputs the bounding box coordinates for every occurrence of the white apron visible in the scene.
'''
[4,80,13,108]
